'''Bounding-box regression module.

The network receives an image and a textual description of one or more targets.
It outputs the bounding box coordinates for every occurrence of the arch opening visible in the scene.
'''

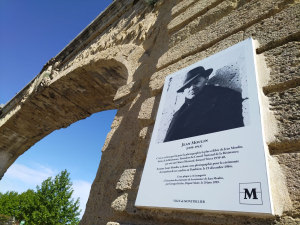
[0,109,117,218]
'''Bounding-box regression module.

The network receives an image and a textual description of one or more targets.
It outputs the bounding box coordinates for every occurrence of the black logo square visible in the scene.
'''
[239,182,263,205]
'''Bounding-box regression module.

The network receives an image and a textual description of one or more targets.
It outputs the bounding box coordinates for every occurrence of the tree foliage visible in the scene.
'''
[0,170,81,225]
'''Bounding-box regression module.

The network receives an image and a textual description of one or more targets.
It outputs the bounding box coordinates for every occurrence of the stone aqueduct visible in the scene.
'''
[0,0,299,224]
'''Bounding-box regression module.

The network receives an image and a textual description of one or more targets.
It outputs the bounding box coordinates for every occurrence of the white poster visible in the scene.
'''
[135,39,273,215]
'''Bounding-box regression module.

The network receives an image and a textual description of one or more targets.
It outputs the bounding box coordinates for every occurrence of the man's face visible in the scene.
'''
[184,76,208,99]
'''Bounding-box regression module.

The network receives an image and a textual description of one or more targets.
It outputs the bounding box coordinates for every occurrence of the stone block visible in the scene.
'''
[262,42,300,87]
[274,217,300,225]
[116,169,136,191]
[268,156,292,215]
[114,81,140,106]
[171,0,197,17]
[111,193,128,212]
[275,153,300,217]
[138,97,156,126]
[114,82,136,101]
[111,115,123,130]
[244,3,300,50]
[139,126,149,139]
[268,86,300,143]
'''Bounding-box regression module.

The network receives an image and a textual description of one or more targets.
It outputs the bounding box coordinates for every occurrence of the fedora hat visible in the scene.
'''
[177,66,213,93]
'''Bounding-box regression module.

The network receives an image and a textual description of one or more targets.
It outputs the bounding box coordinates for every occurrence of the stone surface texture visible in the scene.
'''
[0,0,299,224]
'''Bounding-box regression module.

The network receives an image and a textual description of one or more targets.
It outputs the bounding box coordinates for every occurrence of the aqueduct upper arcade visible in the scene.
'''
[0,0,299,224]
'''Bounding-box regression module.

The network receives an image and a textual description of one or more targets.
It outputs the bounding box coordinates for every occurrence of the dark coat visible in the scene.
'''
[164,85,244,142]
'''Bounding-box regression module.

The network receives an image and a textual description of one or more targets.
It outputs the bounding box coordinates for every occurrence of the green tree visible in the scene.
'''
[0,190,37,223]
[18,189,39,223]
[0,191,21,218]
[0,170,81,225]
[33,170,80,225]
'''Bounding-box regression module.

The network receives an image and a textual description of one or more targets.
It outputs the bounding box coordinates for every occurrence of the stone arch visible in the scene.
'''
[0,56,130,180]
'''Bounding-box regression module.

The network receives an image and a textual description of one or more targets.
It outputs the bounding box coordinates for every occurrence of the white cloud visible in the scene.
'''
[0,163,56,193]
[0,178,27,193]
[72,180,92,217]
[5,163,55,185]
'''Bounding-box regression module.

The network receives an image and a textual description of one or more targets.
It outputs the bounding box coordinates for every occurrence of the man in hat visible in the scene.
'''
[164,66,244,142]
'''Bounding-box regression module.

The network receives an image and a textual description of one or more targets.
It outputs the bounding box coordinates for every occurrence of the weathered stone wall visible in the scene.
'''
[0,0,299,224]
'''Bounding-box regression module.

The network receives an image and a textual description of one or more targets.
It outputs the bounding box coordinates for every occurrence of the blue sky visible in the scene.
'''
[0,0,115,217]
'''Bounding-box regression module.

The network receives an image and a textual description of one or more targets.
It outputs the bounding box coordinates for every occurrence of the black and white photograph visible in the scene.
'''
[157,57,249,143]
[136,39,273,215]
